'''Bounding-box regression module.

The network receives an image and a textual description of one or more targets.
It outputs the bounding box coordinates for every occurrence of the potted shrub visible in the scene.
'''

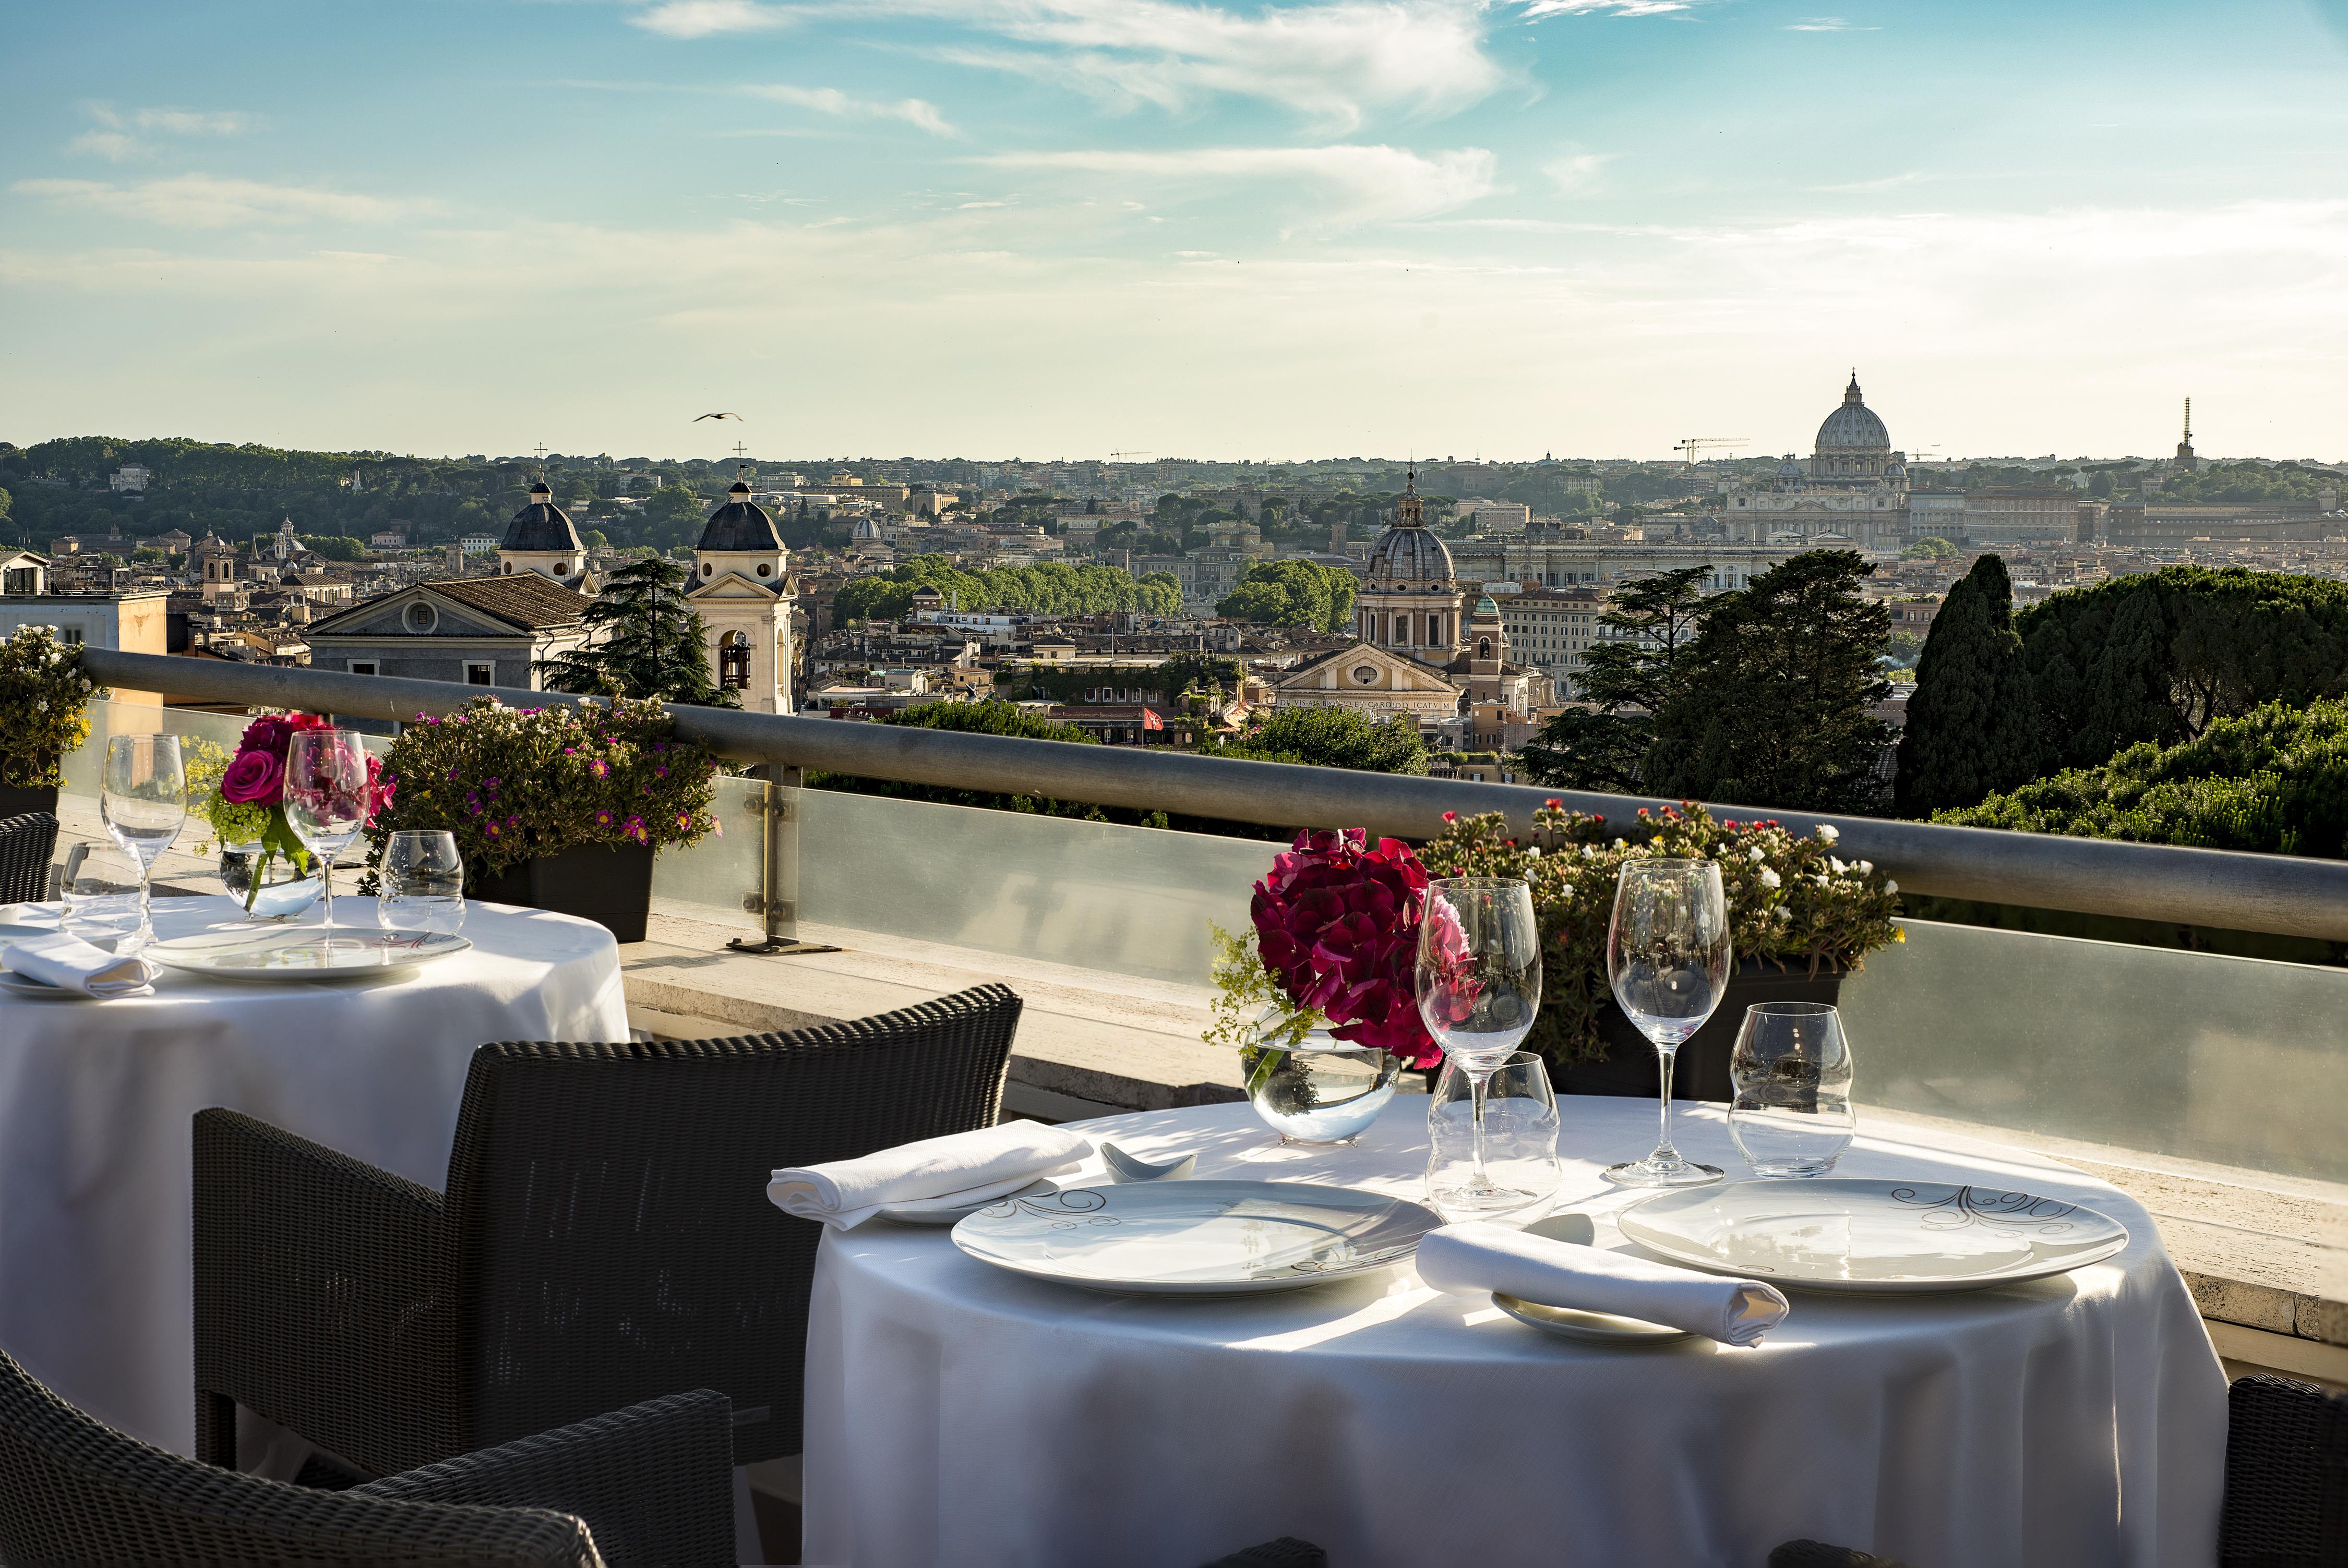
[1420,801,1903,1101]
[365,695,721,943]
[0,626,105,816]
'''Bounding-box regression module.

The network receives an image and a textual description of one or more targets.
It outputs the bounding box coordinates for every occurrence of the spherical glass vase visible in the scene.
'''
[1239,1014,1402,1145]
[218,845,324,922]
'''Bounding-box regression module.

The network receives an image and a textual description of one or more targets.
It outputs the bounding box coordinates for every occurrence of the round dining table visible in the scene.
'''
[803,1094,2228,1568]
[0,894,630,1455]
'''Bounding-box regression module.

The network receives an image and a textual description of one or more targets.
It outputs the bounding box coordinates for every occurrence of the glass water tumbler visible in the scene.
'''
[1729,1002,1857,1177]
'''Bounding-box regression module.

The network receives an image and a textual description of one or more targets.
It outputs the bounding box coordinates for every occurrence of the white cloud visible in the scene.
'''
[1518,1,1698,16]
[1543,151,1613,192]
[976,143,1497,226]
[630,0,1509,132]
[11,175,421,229]
[68,131,147,163]
[744,83,955,135]
[1784,16,1877,30]
[70,103,254,162]
[629,0,794,36]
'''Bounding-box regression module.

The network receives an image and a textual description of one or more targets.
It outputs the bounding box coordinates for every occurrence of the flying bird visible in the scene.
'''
[692,412,742,422]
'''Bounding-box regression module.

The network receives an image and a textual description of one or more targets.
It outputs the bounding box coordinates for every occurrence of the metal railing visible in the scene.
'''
[80,646,2348,943]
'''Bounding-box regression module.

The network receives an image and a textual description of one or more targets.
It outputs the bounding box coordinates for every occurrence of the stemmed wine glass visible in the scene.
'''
[284,728,371,933]
[1413,877,1543,1212]
[1602,858,1732,1188]
[100,734,186,951]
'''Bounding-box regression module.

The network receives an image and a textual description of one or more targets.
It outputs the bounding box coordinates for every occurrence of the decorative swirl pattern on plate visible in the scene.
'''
[978,1188,1118,1229]
[1273,1242,1420,1277]
[1889,1185,2079,1235]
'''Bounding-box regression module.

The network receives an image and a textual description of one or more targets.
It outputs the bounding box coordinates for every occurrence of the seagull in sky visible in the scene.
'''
[693,412,742,422]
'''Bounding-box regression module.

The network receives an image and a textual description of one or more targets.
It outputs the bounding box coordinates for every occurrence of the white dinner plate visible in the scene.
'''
[1617,1178,2130,1294]
[0,972,95,1000]
[144,926,472,981]
[950,1179,1441,1296]
[1490,1292,1693,1345]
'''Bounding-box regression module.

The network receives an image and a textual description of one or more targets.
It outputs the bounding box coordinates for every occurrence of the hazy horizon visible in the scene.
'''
[6,1,2346,463]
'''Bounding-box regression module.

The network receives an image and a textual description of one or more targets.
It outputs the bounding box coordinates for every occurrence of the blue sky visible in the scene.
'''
[4,0,2345,462]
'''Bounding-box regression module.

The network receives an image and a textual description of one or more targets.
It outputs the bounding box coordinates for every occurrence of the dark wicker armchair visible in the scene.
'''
[0,811,59,904]
[193,982,1024,1480]
[1772,1370,2347,1568]
[0,1346,734,1567]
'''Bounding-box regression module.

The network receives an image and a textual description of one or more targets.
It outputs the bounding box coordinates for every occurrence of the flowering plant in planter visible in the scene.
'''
[1205,828,1449,1085]
[1419,800,1901,1068]
[364,695,719,881]
[0,625,106,790]
[191,712,396,912]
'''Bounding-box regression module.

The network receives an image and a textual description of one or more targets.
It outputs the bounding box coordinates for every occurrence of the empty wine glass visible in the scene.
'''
[378,829,466,936]
[100,734,186,950]
[61,841,148,951]
[284,729,371,932]
[1414,877,1542,1212]
[1731,1002,1858,1176]
[1602,858,1731,1189]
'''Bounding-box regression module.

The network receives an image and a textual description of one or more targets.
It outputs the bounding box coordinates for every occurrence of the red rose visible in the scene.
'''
[220,748,284,805]
[1249,827,1442,1067]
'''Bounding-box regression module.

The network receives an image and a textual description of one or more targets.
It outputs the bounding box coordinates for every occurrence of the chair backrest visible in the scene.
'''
[442,982,1023,1464]
[0,1346,601,1567]
[0,812,59,905]
[2220,1372,2348,1566]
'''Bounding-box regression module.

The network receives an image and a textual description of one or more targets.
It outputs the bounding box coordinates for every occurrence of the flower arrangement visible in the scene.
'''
[365,695,719,880]
[191,712,395,911]
[1206,828,1447,1077]
[0,626,106,789]
[1418,800,1902,1068]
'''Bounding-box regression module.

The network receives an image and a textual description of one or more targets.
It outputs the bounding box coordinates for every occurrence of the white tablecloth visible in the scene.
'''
[0,894,629,1454]
[804,1096,2227,1568]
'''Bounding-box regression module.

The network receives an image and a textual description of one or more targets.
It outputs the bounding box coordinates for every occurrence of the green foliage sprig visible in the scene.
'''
[366,696,719,882]
[1419,801,1902,1067]
[0,626,105,787]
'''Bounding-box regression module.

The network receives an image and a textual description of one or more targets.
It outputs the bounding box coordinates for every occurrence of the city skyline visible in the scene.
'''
[4,1,2346,461]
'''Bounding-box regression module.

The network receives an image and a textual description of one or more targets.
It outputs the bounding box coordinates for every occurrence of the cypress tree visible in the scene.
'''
[1894,553,2044,816]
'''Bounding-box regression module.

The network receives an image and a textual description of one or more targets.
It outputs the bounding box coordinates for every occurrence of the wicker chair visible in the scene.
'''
[1200,1539,1328,1567]
[0,811,59,904]
[0,1346,734,1567]
[1771,1371,2347,1568]
[193,983,1024,1480]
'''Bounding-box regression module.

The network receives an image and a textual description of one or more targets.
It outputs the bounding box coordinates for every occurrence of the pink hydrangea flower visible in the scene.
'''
[1249,827,1442,1067]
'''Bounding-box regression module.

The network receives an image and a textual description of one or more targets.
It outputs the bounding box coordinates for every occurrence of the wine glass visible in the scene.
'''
[1602,858,1731,1188]
[377,829,466,936]
[1413,877,1543,1212]
[100,733,186,950]
[284,729,371,932]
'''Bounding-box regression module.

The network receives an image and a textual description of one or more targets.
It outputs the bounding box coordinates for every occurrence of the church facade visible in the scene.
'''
[1722,373,1909,550]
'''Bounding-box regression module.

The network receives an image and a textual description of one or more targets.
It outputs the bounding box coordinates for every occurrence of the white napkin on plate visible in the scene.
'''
[1417,1220,1791,1346]
[3,930,158,999]
[768,1121,1091,1231]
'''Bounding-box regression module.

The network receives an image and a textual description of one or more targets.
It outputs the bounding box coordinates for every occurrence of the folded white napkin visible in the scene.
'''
[3,930,158,999]
[768,1121,1092,1231]
[1417,1220,1791,1347]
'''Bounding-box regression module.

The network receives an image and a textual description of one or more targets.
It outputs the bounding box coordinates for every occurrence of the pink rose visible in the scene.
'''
[239,715,293,757]
[220,748,285,805]
[1249,827,1442,1068]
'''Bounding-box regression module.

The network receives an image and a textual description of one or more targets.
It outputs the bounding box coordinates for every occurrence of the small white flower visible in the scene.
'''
[1612,837,1626,849]
[1758,867,1781,889]
[1561,884,1575,899]
[1525,846,1542,860]
[1747,846,1765,863]
[1856,860,1873,875]
[1815,874,1831,887]
[1830,856,1847,875]
[34,700,46,712]
[78,679,90,692]
[1814,823,1839,843]
[1775,907,1791,921]
[1884,880,1899,895]
[1581,845,1599,860]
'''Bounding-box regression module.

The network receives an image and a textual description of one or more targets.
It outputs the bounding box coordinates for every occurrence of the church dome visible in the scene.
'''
[1815,373,1889,453]
[698,479,784,552]
[1364,464,1455,585]
[502,480,584,553]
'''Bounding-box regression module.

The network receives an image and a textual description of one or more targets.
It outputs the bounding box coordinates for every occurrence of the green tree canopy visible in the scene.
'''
[832,554,1181,623]
[535,555,737,707]
[1217,706,1427,774]
[297,535,366,562]
[1517,564,1711,793]
[1644,551,1893,813]
[1215,560,1358,634]
[1902,537,1957,560]
[1894,553,2045,816]
[1937,695,2348,858]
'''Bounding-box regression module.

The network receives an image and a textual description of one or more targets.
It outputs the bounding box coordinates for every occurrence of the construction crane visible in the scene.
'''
[1672,437,1748,468]
[1108,450,1152,464]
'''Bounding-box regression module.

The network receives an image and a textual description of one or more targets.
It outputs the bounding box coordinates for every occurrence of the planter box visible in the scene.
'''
[471,842,655,944]
[1551,958,1846,1103]
[0,782,60,819]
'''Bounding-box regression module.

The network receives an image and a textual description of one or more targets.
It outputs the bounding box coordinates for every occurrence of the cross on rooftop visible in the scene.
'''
[733,441,749,460]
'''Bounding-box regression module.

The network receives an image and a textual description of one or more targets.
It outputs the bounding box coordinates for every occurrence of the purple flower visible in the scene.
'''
[1249,828,1441,1067]
[220,749,284,805]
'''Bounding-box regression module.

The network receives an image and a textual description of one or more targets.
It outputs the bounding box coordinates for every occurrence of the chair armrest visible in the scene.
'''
[354,1390,736,1568]
[193,1106,459,1476]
